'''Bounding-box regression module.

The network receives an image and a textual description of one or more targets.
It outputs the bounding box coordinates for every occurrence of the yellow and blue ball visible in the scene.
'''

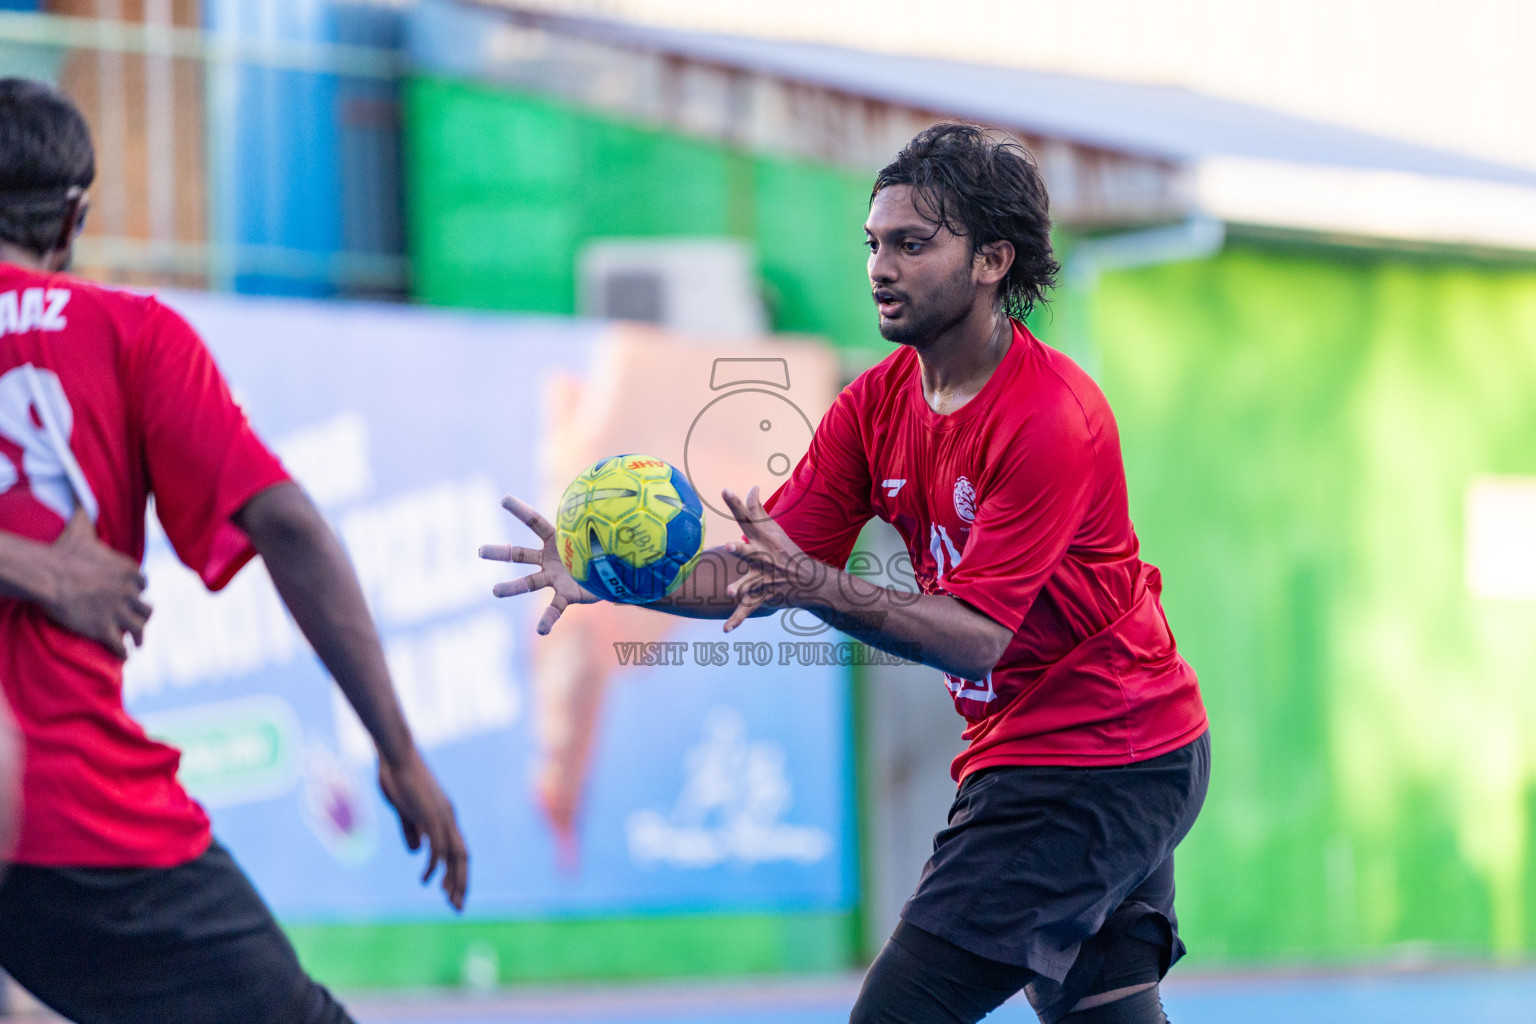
[556,454,705,604]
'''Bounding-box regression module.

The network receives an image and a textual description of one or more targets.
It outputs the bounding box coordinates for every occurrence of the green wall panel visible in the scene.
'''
[751,156,878,360]
[1084,242,1536,963]
[404,77,876,352]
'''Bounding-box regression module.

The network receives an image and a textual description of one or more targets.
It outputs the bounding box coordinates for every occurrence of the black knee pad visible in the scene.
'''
[1031,909,1177,1024]
[1058,984,1168,1024]
[1082,934,1166,997]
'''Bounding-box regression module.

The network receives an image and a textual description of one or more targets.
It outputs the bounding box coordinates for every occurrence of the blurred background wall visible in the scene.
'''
[3,0,1536,992]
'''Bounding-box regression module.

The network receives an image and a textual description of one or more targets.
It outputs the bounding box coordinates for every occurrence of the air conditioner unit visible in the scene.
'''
[577,237,768,340]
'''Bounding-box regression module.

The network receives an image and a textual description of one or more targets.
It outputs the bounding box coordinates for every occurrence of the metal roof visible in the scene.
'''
[490,4,1536,188]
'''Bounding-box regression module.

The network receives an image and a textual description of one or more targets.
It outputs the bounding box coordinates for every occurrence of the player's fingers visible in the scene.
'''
[478,543,514,562]
[59,506,90,543]
[395,797,424,852]
[723,601,758,633]
[493,571,551,598]
[118,603,149,643]
[392,803,421,849]
[102,630,128,660]
[129,595,153,621]
[724,540,771,567]
[501,495,555,541]
[421,841,441,885]
[723,589,764,633]
[721,488,766,540]
[725,570,764,602]
[481,544,544,565]
[439,822,469,910]
[536,593,569,636]
[742,485,792,542]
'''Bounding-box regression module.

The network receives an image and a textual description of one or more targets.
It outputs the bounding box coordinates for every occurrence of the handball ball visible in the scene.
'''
[556,454,705,604]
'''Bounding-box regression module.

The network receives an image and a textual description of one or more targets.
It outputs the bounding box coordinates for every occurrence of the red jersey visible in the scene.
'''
[767,321,1206,780]
[0,263,289,867]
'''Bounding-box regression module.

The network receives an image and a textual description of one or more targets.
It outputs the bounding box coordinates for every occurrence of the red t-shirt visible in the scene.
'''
[767,321,1207,780]
[0,263,289,867]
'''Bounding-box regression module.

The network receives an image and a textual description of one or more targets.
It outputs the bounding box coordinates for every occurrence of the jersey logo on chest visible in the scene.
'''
[953,476,976,523]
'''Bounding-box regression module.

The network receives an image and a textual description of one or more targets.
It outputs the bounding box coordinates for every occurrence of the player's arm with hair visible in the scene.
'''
[649,517,1007,680]
[234,482,469,910]
[718,487,1012,681]
[715,405,1095,681]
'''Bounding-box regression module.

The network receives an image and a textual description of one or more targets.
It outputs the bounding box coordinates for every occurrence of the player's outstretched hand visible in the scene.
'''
[44,508,153,659]
[480,495,599,635]
[721,486,812,632]
[378,746,469,911]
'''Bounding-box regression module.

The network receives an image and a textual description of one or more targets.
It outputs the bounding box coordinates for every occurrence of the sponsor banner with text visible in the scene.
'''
[124,294,853,922]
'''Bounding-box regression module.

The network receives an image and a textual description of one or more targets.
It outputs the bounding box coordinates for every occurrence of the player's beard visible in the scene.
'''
[876,261,975,348]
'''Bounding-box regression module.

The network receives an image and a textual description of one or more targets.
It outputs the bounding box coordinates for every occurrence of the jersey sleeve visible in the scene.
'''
[130,300,291,591]
[941,405,1097,633]
[762,384,874,569]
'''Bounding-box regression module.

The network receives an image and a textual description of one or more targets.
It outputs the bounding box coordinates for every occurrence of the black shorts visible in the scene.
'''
[0,839,352,1024]
[899,731,1210,1022]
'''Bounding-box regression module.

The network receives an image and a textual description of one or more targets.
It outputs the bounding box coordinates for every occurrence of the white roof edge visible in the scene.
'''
[1196,158,1536,255]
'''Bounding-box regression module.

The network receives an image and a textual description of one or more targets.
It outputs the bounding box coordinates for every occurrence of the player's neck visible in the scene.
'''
[916,309,1011,416]
[0,242,54,272]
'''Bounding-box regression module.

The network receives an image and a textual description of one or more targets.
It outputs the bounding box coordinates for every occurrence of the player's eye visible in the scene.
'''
[864,238,878,253]
[902,241,923,253]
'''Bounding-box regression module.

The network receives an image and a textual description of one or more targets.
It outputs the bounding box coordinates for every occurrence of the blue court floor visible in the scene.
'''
[350,966,1536,1024]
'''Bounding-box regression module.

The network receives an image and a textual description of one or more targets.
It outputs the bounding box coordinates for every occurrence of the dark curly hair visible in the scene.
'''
[0,78,94,256]
[872,123,1059,319]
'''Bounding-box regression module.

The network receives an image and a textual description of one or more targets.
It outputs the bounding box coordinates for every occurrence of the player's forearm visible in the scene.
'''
[797,570,1010,680]
[643,547,773,619]
[235,483,415,766]
[0,530,63,604]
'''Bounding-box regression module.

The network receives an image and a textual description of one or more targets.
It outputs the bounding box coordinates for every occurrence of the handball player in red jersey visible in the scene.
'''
[0,79,467,1024]
[486,123,1208,1024]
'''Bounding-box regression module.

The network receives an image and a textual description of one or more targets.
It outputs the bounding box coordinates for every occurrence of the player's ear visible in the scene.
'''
[48,189,88,272]
[975,240,1014,287]
[69,192,89,245]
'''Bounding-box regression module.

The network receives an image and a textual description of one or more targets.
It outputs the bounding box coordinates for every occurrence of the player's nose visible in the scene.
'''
[868,247,898,285]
